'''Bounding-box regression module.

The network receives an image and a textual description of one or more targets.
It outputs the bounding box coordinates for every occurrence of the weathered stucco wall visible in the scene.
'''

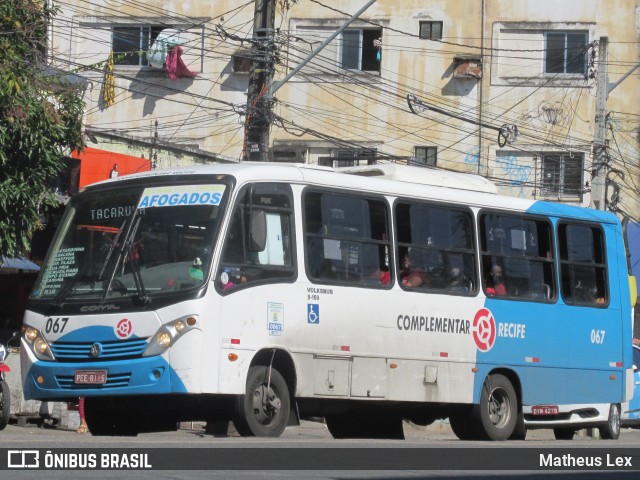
[49,0,638,212]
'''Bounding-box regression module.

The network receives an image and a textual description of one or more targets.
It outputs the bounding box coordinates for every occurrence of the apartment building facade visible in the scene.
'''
[48,0,639,216]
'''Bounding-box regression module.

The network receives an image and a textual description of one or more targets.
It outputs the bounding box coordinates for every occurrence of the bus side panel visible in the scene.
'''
[470,205,631,408]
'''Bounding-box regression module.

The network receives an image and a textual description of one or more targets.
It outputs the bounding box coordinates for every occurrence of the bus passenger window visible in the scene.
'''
[480,213,555,301]
[304,191,390,287]
[396,202,476,295]
[558,223,608,306]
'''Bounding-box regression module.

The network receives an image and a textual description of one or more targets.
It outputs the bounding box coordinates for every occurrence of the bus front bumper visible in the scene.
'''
[23,356,186,400]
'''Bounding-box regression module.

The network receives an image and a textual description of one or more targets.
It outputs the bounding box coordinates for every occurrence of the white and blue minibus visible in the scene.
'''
[21,163,637,440]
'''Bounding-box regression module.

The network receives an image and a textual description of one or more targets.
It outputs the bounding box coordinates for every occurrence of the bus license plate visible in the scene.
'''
[74,370,107,385]
[532,405,559,416]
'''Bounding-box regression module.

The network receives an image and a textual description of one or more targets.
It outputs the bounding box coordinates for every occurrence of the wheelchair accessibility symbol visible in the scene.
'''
[308,304,319,324]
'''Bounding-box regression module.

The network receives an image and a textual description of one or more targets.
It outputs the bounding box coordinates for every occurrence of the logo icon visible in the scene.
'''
[473,308,496,352]
[307,304,319,324]
[89,343,102,358]
[115,318,132,339]
[7,450,39,468]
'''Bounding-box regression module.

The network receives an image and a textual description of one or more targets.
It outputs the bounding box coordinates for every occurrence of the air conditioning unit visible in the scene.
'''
[453,54,482,79]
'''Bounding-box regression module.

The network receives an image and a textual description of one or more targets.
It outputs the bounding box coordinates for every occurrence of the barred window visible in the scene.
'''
[541,153,583,197]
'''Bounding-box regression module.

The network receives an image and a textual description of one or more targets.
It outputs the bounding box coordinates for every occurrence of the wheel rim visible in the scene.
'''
[251,382,282,426]
[487,387,511,428]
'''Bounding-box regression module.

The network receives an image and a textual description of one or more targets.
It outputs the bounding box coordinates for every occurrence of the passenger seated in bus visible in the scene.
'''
[400,252,427,288]
[378,265,390,285]
[486,264,507,296]
[449,267,470,292]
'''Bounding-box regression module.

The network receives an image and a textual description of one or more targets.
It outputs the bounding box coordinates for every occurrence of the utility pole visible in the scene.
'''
[590,37,609,211]
[244,0,377,162]
[243,0,276,162]
[591,37,640,211]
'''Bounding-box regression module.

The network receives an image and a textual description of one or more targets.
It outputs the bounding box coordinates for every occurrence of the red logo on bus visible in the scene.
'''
[473,308,496,352]
[115,318,132,339]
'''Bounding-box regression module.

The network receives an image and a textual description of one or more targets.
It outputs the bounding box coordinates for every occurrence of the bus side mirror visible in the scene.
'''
[249,210,266,252]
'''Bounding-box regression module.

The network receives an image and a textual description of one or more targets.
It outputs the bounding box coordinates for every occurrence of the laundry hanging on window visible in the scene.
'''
[165,45,197,79]
[148,28,197,79]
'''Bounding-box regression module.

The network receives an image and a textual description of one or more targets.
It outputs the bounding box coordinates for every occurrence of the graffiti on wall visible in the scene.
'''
[520,101,568,129]
[496,153,533,198]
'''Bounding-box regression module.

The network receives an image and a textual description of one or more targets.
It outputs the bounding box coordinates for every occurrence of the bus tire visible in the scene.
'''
[553,428,575,440]
[0,380,10,430]
[509,411,526,440]
[233,365,290,437]
[599,403,621,440]
[476,374,517,441]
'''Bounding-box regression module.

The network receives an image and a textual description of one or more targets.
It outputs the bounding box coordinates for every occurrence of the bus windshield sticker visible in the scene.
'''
[138,185,226,209]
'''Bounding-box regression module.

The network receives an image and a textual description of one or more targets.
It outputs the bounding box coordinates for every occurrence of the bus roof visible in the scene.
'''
[85,162,619,225]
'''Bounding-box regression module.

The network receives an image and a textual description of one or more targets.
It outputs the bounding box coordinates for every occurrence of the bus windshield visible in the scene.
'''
[31,183,227,302]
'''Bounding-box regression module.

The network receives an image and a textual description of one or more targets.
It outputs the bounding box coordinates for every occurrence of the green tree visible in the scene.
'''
[0,0,84,258]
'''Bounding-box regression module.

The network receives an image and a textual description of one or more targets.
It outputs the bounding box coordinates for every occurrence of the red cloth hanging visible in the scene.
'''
[165,46,197,79]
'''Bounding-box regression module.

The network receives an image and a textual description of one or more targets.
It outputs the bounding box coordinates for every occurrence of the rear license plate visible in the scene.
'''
[531,405,559,416]
[74,370,107,385]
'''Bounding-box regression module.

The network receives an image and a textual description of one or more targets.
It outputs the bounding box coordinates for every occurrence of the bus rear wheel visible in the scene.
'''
[599,403,621,440]
[233,366,290,437]
[475,374,517,441]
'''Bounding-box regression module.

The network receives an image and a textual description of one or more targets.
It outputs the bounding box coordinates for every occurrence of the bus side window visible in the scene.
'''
[304,190,390,287]
[218,183,295,292]
[396,201,477,295]
[480,213,555,301]
[558,223,608,306]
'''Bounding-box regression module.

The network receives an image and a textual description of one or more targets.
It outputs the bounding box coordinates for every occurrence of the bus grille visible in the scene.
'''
[50,338,148,361]
[56,373,131,390]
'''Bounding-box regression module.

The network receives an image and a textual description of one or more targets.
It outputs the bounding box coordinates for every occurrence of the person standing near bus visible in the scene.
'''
[76,397,88,433]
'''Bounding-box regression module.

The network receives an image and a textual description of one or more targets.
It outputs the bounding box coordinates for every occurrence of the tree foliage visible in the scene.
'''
[0,0,84,258]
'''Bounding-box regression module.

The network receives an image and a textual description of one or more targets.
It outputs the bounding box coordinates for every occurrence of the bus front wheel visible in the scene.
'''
[475,374,517,441]
[0,380,10,430]
[233,365,290,437]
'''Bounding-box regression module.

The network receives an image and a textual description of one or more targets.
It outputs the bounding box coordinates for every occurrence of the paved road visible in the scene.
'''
[1,420,639,479]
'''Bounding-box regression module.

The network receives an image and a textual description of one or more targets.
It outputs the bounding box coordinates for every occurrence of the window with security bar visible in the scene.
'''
[541,153,583,198]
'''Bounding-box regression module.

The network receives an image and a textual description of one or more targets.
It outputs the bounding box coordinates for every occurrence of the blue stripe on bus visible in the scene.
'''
[525,200,619,223]
[472,202,630,406]
[22,356,187,400]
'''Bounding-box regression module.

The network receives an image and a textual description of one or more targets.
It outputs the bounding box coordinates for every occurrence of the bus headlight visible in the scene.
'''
[156,332,171,348]
[21,325,55,361]
[24,327,38,342]
[142,315,199,357]
[34,338,49,355]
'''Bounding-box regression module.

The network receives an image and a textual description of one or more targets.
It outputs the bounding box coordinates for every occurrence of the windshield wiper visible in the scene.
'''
[104,215,150,305]
[124,216,150,305]
[48,221,127,311]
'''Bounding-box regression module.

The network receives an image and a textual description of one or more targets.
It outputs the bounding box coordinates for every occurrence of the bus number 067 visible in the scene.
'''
[590,329,606,344]
[45,317,69,334]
